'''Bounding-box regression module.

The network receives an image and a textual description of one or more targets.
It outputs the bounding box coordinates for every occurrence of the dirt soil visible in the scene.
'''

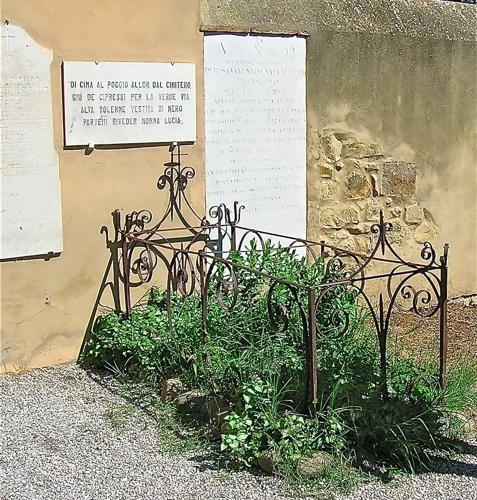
[391,303,477,363]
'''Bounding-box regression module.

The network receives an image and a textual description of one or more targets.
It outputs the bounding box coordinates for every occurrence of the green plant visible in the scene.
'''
[440,357,477,439]
[82,239,477,487]
[220,376,350,470]
[284,455,371,498]
[104,403,137,432]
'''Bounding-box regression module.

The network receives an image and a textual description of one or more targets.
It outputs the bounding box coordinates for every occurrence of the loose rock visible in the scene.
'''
[174,389,207,415]
[258,450,278,475]
[297,451,333,477]
[160,378,183,402]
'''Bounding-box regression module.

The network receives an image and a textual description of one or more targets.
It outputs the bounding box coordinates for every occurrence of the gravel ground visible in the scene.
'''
[1,364,476,500]
[337,442,477,500]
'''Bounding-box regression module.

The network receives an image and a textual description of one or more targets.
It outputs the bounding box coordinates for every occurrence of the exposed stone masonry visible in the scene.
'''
[308,129,438,254]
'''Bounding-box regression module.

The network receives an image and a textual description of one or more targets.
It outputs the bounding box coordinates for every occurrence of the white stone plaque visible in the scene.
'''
[1,24,63,259]
[62,62,196,146]
[204,34,307,247]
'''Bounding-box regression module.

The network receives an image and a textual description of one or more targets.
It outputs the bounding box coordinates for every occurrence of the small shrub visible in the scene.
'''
[81,239,477,489]
[440,357,477,439]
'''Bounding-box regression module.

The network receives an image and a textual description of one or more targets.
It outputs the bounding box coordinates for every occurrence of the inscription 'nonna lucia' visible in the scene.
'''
[63,61,196,145]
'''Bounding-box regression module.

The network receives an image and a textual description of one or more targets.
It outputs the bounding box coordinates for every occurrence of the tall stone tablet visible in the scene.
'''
[1,24,63,259]
[62,62,196,146]
[204,34,307,246]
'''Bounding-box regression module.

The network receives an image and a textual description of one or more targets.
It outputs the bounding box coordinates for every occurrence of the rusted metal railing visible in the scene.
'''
[107,144,449,413]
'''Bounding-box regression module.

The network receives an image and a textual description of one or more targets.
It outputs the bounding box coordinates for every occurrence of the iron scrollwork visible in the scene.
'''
[108,144,449,412]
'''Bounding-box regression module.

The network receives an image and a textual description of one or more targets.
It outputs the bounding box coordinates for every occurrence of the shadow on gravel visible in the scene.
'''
[82,367,281,481]
[359,439,477,483]
[83,366,477,483]
[421,440,477,478]
[82,367,238,473]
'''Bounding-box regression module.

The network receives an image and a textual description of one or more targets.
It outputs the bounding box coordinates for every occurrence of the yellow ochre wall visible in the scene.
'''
[1,0,476,370]
[0,0,205,370]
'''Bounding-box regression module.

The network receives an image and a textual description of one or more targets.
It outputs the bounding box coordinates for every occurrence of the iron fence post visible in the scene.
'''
[307,288,318,415]
[378,293,389,400]
[439,244,449,389]
[198,251,208,341]
[320,240,325,258]
[230,223,237,252]
[111,210,123,313]
[121,233,132,318]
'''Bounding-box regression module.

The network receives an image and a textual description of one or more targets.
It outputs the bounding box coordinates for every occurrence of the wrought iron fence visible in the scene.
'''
[106,144,449,414]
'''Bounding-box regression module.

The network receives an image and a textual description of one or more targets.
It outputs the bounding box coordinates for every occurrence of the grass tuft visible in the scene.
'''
[83,240,477,494]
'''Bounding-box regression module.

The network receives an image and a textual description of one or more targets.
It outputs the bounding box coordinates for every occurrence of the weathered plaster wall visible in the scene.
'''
[1,0,204,370]
[201,0,477,41]
[202,0,477,295]
[307,31,476,289]
[1,0,476,371]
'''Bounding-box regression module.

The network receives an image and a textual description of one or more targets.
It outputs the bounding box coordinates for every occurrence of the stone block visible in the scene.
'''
[319,163,334,178]
[354,235,374,254]
[321,132,342,163]
[364,199,382,221]
[342,139,382,159]
[321,207,344,229]
[307,226,321,241]
[308,202,320,227]
[381,161,417,197]
[297,451,333,477]
[345,168,371,199]
[386,219,410,246]
[405,204,425,225]
[331,229,349,240]
[319,179,338,201]
[161,378,183,402]
[174,389,206,414]
[348,223,371,235]
[414,221,438,243]
[370,172,379,196]
[390,206,403,217]
[258,450,277,474]
[337,238,356,252]
[340,206,360,225]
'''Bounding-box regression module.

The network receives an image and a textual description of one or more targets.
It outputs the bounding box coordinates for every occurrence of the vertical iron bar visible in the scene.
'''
[378,293,388,399]
[176,143,182,212]
[230,223,237,252]
[439,244,449,389]
[379,211,386,255]
[307,288,318,416]
[166,261,173,332]
[121,233,132,318]
[111,210,122,313]
[198,252,208,340]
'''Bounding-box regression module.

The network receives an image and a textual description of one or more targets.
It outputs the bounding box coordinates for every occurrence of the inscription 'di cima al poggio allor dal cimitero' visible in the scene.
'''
[62,61,196,146]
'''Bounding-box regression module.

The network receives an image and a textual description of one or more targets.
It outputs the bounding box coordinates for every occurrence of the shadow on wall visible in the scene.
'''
[78,145,219,360]
[78,220,123,360]
[308,129,438,256]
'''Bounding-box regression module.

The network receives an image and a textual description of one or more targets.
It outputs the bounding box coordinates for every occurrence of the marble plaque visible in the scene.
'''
[62,62,196,146]
[204,34,307,247]
[1,24,63,259]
